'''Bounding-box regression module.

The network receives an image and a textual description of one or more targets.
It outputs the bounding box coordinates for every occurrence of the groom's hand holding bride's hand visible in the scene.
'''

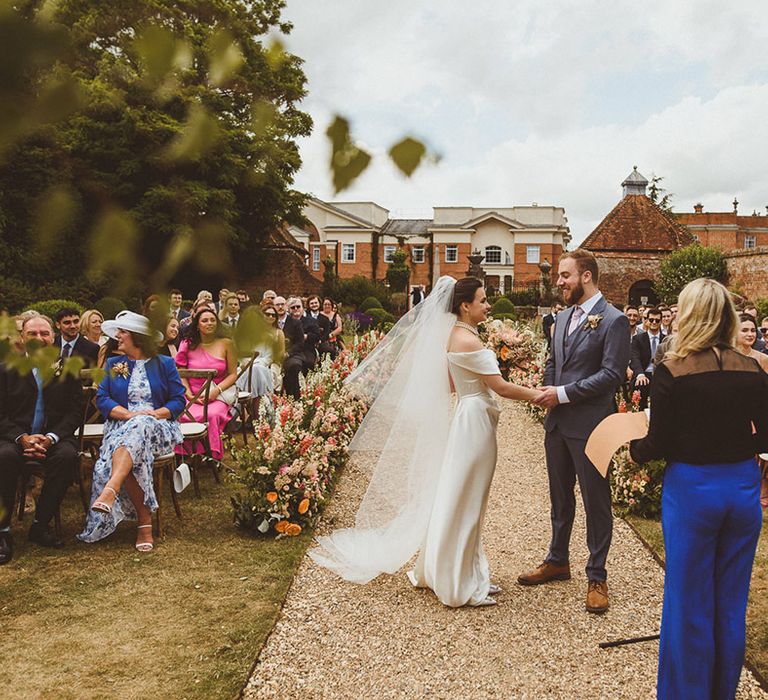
[533,386,560,409]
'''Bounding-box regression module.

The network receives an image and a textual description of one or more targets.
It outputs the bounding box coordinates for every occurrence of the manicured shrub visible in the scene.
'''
[94,296,127,320]
[506,288,540,306]
[360,296,384,312]
[490,297,515,318]
[366,307,395,329]
[27,299,85,319]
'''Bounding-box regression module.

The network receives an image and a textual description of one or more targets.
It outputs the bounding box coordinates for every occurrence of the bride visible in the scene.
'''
[309,276,543,607]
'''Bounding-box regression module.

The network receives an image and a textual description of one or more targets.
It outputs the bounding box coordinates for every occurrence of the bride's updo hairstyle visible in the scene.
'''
[451,277,483,317]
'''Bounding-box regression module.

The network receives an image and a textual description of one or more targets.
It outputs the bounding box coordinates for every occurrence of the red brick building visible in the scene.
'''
[295,198,570,294]
[675,201,768,250]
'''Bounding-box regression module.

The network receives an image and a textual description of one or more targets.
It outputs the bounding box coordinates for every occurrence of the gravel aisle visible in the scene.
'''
[244,403,767,699]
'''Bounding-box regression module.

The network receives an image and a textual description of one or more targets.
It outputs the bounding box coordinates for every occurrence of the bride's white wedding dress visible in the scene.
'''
[409,349,501,606]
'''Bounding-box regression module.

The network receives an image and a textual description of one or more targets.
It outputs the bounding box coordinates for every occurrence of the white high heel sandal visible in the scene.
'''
[135,524,154,552]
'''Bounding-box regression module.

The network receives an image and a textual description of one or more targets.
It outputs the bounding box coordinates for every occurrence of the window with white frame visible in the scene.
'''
[312,247,321,271]
[485,245,502,264]
[445,245,458,263]
[383,245,396,263]
[526,245,541,264]
[745,235,756,249]
[412,246,425,263]
[341,243,356,263]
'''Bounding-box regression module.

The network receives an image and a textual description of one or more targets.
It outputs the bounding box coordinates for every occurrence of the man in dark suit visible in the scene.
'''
[169,289,190,322]
[542,302,564,350]
[305,295,332,355]
[283,298,322,400]
[630,306,665,409]
[410,285,425,308]
[0,315,83,563]
[54,307,99,366]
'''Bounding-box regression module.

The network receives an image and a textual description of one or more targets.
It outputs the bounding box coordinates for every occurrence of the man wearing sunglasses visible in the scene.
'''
[629,307,665,409]
[282,298,322,399]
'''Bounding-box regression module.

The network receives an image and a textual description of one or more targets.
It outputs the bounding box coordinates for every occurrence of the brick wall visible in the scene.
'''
[246,248,323,298]
[592,254,665,306]
[725,247,768,300]
[514,243,561,284]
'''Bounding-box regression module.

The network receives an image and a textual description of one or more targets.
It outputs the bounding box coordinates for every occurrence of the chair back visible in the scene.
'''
[177,368,217,424]
[77,369,102,458]
[235,350,260,393]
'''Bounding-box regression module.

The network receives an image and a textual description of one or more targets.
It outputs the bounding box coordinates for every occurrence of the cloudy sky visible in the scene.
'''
[281,1,768,244]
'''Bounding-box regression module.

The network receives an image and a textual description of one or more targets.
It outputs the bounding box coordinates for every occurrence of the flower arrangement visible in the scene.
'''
[228,331,383,537]
[479,318,542,378]
[112,361,130,379]
[584,314,603,331]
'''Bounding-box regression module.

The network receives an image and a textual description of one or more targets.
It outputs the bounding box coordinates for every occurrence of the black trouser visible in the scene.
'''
[282,352,317,400]
[0,440,76,529]
[544,426,613,582]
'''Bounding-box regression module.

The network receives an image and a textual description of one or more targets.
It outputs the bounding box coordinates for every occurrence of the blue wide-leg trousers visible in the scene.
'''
[658,459,762,700]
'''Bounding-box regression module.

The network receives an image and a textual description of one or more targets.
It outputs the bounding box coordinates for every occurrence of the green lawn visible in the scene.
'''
[625,513,768,685]
[0,469,309,699]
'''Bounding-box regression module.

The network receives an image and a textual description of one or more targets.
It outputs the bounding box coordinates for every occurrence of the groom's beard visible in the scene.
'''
[561,280,584,306]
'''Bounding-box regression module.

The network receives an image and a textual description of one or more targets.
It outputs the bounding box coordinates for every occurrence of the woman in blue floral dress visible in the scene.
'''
[78,311,186,551]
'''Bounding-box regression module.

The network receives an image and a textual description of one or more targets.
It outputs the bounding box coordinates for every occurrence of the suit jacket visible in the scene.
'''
[96,355,186,420]
[172,308,191,322]
[283,315,322,362]
[0,362,84,445]
[542,313,556,347]
[543,296,631,439]
[55,334,99,366]
[306,311,331,343]
[629,331,665,377]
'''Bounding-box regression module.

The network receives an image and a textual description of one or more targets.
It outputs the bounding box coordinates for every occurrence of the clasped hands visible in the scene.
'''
[531,386,560,409]
[20,433,52,460]
[123,408,167,420]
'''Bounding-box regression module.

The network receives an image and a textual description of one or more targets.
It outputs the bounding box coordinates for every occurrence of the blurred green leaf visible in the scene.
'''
[150,226,195,289]
[209,29,244,87]
[388,136,427,177]
[265,38,287,71]
[32,184,78,257]
[194,220,232,273]
[326,116,371,194]
[88,209,139,294]
[60,355,85,382]
[135,26,178,82]
[166,103,222,162]
[251,100,277,136]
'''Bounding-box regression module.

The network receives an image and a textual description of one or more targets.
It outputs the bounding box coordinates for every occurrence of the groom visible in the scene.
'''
[519,249,629,613]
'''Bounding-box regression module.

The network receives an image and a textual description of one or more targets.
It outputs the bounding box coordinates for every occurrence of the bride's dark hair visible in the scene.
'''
[451,277,483,316]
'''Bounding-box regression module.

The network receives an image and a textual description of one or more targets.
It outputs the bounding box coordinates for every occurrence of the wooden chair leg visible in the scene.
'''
[191,454,202,498]
[16,473,29,522]
[153,467,164,538]
[53,508,63,540]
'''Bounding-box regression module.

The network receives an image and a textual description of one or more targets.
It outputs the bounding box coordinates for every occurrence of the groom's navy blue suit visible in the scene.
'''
[543,294,630,582]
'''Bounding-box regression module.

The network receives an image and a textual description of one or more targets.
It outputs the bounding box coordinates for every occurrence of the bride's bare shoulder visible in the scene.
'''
[447,327,484,353]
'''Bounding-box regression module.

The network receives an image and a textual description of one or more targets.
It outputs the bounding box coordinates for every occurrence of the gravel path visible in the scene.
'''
[244,403,767,699]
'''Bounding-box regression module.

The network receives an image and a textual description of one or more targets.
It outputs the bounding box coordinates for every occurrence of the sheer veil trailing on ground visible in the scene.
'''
[309,276,458,583]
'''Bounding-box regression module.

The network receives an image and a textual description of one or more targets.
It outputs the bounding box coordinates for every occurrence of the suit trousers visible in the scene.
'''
[282,352,316,400]
[0,440,76,528]
[544,425,613,581]
[657,459,761,700]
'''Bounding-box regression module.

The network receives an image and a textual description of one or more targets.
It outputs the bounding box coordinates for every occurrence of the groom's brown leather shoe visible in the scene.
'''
[586,580,609,613]
[517,561,571,586]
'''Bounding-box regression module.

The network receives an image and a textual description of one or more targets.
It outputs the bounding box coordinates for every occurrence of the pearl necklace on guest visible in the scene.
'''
[454,321,479,336]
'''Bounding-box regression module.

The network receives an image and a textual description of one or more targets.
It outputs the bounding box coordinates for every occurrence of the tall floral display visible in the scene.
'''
[228,332,382,537]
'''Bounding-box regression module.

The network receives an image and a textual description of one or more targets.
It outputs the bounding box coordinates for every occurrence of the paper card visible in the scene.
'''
[586,412,649,478]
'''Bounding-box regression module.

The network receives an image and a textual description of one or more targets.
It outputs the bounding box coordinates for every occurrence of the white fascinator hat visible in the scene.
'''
[102,310,164,343]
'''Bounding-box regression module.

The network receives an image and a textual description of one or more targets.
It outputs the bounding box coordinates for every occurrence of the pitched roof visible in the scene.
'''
[582,194,694,253]
[380,219,432,235]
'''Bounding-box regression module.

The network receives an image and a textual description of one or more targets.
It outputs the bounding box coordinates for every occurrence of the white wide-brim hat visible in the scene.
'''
[102,310,164,343]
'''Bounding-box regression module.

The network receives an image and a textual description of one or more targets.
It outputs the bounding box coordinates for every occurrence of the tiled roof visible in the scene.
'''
[380,219,432,235]
[675,212,768,227]
[582,195,694,252]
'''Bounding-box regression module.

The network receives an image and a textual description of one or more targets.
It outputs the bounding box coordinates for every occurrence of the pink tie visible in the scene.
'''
[568,307,584,336]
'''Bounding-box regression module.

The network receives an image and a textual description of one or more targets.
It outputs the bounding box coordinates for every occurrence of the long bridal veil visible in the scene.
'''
[309,275,457,583]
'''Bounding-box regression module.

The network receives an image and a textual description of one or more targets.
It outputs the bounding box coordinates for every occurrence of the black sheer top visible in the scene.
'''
[630,346,768,465]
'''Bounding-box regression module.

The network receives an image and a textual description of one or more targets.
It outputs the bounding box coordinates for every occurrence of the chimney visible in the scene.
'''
[694,203,703,214]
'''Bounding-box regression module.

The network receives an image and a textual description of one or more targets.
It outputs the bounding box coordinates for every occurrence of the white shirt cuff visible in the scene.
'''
[556,386,570,404]
[45,433,59,444]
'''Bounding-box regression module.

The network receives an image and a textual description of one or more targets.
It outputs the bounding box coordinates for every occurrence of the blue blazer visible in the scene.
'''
[97,355,186,420]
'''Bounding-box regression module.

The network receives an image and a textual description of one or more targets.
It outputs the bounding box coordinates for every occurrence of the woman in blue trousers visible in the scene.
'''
[630,278,768,700]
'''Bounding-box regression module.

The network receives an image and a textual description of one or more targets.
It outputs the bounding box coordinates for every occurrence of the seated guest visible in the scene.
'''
[215,288,230,316]
[0,315,83,563]
[237,306,285,410]
[630,279,768,700]
[174,308,237,462]
[274,296,288,330]
[321,297,344,356]
[306,294,332,357]
[283,298,321,400]
[169,289,189,322]
[262,289,277,306]
[630,306,664,409]
[236,289,251,308]
[55,307,99,365]
[80,309,107,346]
[78,311,184,552]
[219,293,241,329]
[159,317,181,358]
[180,298,216,336]
[735,314,768,371]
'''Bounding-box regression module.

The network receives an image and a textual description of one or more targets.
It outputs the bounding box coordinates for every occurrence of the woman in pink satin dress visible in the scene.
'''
[174,308,237,460]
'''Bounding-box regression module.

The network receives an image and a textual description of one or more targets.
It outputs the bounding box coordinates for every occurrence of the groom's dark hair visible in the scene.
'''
[451,277,483,316]
[561,248,599,284]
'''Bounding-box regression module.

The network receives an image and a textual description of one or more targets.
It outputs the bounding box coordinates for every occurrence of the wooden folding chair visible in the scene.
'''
[15,460,63,539]
[234,350,259,446]
[177,368,216,498]
[76,374,104,514]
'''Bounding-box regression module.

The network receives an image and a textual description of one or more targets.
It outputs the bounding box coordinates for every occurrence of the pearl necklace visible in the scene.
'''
[455,321,479,336]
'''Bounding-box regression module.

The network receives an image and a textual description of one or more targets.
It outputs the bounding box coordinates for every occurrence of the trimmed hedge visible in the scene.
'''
[490,297,516,318]
[27,299,85,320]
[367,307,395,329]
[360,296,384,312]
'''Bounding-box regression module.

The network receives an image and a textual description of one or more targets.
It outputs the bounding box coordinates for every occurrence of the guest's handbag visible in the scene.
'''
[173,463,191,493]
[215,383,239,406]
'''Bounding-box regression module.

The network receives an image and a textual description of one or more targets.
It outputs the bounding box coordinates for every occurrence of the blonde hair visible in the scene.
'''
[80,309,104,337]
[667,278,738,360]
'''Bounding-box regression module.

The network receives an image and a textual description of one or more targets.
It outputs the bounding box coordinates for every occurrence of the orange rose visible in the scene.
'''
[298,498,310,515]
[499,345,510,361]
[286,523,302,536]
[266,492,278,503]
[275,520,289,533]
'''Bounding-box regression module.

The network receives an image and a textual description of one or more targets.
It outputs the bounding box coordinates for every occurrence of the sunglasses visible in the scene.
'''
[264,313,276,318]
[648,318,661,323]
[290,305,301,309]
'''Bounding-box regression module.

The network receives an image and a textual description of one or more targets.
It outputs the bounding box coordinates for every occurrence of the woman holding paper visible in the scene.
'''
[630,278,768,700]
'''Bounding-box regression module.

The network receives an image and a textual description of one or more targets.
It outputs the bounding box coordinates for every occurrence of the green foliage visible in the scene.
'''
[321,257,339,300]
[28,299,85,319]
[655,244,727,303]
[491,297,516,318]
[335,277,391,310]
[366,307,395,329]
[390,292,408,312]
[388,137,427,177]
[0,277,35,313]
[385,248,410,293]
[94,296,127,320]
[326,116,371,195]
[648,173,673,213]
[611,452,666,519]
[360,296,384,312]
[754,299,768,324]
[493,312,517,321]
[506,288,540,306]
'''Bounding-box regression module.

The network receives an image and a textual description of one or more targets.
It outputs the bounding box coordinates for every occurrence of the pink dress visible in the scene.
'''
[174,339,232,460]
